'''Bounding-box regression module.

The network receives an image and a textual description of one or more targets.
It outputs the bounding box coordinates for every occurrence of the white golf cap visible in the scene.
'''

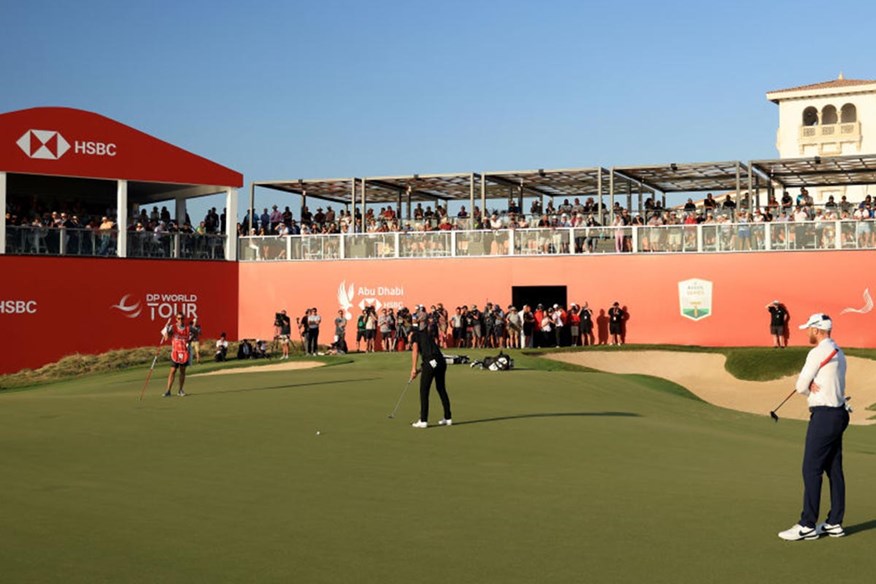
[799,313,832,331]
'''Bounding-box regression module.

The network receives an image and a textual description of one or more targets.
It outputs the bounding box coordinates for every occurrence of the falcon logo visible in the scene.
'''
[338,281,355,320]
[17,129,71,160]
[111,294,143,319]
[840,288,873,315]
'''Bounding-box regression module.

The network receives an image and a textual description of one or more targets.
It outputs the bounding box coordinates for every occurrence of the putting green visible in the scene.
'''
[1,351,875,583]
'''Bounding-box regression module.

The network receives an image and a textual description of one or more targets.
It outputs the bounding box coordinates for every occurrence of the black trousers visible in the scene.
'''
[419,359,451,422]
[307,329,319,354]
[800,406,849,527]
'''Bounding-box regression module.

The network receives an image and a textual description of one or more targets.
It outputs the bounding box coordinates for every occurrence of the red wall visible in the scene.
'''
[0,256,238,374]
[3,251,872,375]
[238,252,876,349]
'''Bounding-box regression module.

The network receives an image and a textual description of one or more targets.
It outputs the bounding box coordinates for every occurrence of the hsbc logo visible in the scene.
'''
[17,129,117,160]
[17,130,71,160]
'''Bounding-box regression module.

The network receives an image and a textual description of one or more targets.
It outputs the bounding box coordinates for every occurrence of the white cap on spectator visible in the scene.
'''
[798,313,832,331]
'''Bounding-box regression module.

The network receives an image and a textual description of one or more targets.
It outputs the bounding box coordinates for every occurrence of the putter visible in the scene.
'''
[769,389,796,422]
[388,373,417,419]
[138,319,172,401]
[770,349,840,421]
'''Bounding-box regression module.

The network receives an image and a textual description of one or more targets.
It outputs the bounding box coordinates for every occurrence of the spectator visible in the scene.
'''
[215,332,228,362]
[608,302,625,346]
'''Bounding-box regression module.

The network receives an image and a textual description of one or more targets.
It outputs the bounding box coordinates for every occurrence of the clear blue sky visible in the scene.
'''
[3,0,874,221]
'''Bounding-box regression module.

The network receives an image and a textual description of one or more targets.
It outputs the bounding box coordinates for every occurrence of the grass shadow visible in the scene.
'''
[452,411,640,426]
[845,518,876,537]
[190,377,380,396]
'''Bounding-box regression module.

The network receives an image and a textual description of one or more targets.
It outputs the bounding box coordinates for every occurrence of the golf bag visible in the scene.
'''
[444,354,470,365]
[470,351,514,371]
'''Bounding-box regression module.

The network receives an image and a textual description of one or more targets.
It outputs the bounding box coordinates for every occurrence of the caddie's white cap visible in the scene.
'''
[799,313,832,331]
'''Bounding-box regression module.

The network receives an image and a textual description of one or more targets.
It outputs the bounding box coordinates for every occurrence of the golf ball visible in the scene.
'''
[316,431,321,436]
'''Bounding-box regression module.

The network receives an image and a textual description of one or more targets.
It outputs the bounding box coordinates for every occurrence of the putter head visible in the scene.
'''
[387,414,394,419]
[770,411,779,422]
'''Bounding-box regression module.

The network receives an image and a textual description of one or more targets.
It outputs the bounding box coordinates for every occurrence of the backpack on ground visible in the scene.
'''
[470,351,513,371]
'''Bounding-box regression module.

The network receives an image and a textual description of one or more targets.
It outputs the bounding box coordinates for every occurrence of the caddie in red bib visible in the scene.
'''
[163,313,192,397]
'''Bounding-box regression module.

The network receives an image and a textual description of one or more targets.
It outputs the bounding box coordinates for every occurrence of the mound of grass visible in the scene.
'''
[0,339,312,390]
[721,347,809,381]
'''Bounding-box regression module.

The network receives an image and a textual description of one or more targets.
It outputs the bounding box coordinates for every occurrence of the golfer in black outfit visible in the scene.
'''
[409,327,452,428]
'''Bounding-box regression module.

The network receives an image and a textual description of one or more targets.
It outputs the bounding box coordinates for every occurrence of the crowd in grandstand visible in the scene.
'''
[5,201,228,257]
[7,188,876,257]
[238,189,876,241]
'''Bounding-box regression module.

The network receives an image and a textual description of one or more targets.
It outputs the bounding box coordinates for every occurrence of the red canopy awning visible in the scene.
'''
[0,107,242,188]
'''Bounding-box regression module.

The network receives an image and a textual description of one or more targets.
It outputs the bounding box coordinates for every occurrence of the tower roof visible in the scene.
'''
[767,76,876,103]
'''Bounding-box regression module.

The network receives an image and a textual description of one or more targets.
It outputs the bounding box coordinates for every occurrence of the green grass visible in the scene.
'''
[2,351,876,583]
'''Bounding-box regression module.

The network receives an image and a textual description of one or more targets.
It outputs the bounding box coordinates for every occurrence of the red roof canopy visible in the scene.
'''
[0,107,242,188]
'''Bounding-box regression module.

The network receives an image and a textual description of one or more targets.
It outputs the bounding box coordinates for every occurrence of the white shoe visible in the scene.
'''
[778,524,818,541]
[411,420,428,429]
[816,523,845,537]
[439,419,452,426]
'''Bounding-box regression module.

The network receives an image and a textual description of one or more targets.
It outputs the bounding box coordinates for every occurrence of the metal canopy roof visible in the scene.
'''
[613,161,751,193]
[363,173,477,203]
[751,154,876,188]
[254,178,357,204]
[482,167,647,199]
[254,174,479,205]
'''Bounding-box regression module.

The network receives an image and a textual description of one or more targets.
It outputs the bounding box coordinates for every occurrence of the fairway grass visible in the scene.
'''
[2,351,876,583]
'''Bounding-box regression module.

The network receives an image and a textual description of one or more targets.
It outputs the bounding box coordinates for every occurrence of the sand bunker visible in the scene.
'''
[547,351,876,425]
[191,360,324,377]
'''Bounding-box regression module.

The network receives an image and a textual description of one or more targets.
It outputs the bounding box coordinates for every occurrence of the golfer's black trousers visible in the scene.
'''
[800,406,849,528]
[419,359,451,422]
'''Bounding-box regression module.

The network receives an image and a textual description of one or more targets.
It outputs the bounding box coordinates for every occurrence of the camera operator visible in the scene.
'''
[364,305,378,352]
[429,305,441,346]
[395,306,411,351]
[276,309,291,359]
[297,308,310,353]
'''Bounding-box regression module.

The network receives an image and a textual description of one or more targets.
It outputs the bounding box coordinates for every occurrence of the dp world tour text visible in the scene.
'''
[145,294,198,320]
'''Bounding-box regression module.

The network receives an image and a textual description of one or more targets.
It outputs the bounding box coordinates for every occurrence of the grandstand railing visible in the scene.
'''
[5,226,226,260]
[238,219,876,261]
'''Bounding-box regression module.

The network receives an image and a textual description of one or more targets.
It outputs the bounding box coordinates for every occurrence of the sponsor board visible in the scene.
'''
[0,256,236,374]
[0,299,38,314]
[679,278,712,321]
[337,280,405,319]
[17,129,116,160]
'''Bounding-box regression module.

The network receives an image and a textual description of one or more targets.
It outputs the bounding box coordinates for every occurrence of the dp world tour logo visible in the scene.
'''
[17,129,71,160]
[111,294,142,319]
[678,278,712,321]
[112,293,198,320]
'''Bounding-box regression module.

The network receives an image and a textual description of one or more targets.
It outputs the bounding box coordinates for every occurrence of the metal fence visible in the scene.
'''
[238,219,876,261]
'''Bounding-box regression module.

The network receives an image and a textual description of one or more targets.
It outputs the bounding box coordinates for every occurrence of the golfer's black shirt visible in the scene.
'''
[410,329,442,364]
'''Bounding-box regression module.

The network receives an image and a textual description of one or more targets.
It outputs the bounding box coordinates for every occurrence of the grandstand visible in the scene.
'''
[5,78,876,374]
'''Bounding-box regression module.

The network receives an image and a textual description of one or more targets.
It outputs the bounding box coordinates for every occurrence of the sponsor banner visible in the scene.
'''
[0,256,237,374]
[0,107,242,187]
[678,278,713,321]
[239,252,876,350]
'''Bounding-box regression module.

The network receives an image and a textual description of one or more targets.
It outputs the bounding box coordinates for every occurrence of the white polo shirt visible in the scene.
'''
[794,338,846,408]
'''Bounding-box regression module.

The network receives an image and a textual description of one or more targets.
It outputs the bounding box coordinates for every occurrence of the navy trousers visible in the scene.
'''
[419,359,451,423]
[800,406,849,528]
